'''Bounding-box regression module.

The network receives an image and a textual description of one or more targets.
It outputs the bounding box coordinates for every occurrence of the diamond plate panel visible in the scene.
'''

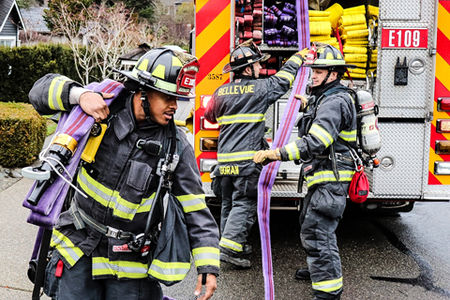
[374,0,436,118]
[372,122,425,197]
[380,0,422,21]
[377,47,433,118]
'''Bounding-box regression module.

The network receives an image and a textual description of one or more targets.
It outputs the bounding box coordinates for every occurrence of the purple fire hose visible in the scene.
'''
[257,0,310,299]
[23,79,124,228]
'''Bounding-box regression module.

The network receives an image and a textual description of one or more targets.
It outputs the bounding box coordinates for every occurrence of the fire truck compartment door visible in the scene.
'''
[376,0,436,119]
[372,122,425,198]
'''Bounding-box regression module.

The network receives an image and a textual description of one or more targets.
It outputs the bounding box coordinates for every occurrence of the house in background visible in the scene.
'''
[0,0,25,47]
[20,5,51,44]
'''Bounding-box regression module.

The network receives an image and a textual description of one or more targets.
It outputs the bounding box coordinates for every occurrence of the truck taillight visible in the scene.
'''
[437,97,450,111]
[200,138,218,151]
[200,159,217,173]
[434,161,450,175]
[436,119,450,133]
[201,117,219,130]
[435,140,450,155]
[201,95,213,109]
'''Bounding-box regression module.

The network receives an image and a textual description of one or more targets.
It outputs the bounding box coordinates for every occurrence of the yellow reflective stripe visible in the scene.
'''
[339,129,357,142]
[219,237,243,252]
[217,113,265,125]
[176,194,207,213]
[136,193,155,213]
[217,151,256,162]
[137,58,149,71]
[152,64,166,79]
[274,70,295,86]
[312,277,343,292]
[148,259,191,281]
[92,257,149,279]
[77,167,112,207]
[309,123,334,147]
[192,247,220,267]
[288,55,303,67]
[305,170,355,187]
[284,141,301,160]
[48,76,69,111]
[77,167,154,221]
[51,229,84,267]
[154,78,178,93]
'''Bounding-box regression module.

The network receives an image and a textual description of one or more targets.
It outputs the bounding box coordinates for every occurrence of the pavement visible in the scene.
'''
[0,177,51,300]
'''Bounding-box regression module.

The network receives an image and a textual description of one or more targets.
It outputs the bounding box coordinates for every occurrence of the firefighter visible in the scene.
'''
[28,48,220,300]
[204,39,306,268]
[253,44,357,300]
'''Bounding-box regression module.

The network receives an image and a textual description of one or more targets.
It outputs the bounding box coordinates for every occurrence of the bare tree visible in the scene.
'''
[48,1,152,84]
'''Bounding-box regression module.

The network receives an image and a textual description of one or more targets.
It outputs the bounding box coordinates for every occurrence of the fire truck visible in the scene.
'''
[189,0,450,212]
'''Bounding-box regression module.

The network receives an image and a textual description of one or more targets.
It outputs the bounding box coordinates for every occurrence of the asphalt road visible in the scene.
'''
[1,178,449,300]
[163,202,450,300]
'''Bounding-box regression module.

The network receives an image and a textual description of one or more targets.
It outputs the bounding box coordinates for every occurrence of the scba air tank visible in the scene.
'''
[356,90,381,155]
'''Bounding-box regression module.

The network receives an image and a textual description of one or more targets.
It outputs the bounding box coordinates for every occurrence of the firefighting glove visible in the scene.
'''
[295,94,308,112]
[253,148,281,166]
[296,48,309,61]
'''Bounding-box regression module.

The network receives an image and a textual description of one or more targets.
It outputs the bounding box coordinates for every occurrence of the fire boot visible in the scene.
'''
[220,248,251,269]
[243,244,253,255]
[294,268,311,281]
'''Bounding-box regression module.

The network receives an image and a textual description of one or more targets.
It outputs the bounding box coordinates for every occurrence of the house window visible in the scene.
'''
[0,36,16,47]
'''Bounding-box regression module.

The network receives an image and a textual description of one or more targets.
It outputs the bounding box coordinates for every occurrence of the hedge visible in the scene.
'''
[0,44,80,103]
[0,102,46,168]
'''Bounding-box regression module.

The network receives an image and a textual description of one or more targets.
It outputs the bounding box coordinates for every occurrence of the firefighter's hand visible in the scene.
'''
[253,149,281,165]
[79,91,113,122]
[295,94,308,111]
[296,47,309,61]
[194,273,217,300]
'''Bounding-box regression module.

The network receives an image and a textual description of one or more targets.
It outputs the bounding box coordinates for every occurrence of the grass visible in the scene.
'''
[46,119,57,136]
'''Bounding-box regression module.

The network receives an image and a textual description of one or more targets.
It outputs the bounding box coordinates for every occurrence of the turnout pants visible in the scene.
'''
[44,253,163,300]
[219,174,259,253]
[300,182,348,299]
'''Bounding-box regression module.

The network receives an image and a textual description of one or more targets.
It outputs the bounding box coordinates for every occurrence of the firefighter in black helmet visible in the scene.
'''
[205,40,307,268]
[254,43,357,300]
[28,47,220,300]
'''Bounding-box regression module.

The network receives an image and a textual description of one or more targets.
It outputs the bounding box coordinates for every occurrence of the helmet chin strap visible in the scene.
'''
[140,91,153,123]
[319,69,332,88]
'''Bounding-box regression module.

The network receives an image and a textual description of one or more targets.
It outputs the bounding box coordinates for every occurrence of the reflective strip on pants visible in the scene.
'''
[219,237,243,252]
[312,277,343,293]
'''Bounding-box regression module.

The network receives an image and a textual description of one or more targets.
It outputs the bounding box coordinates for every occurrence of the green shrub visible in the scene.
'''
[0,102,46,168]
[0,44,80,103]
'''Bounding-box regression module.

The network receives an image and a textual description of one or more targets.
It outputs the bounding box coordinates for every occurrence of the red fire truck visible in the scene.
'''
[189,0,450,213]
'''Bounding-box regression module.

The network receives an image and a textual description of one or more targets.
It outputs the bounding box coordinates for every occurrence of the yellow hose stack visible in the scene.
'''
[367,5,379,77]
[306,3,380,80]
[339,5,368,79]
[309,10,339,48]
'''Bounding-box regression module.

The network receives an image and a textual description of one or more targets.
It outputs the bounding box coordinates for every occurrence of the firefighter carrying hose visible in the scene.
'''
[204,39,306,268]
[28,48,220,300]
[254,44,357,300]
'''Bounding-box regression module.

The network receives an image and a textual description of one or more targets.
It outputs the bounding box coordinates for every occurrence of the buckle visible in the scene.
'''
[106,226,121,239]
